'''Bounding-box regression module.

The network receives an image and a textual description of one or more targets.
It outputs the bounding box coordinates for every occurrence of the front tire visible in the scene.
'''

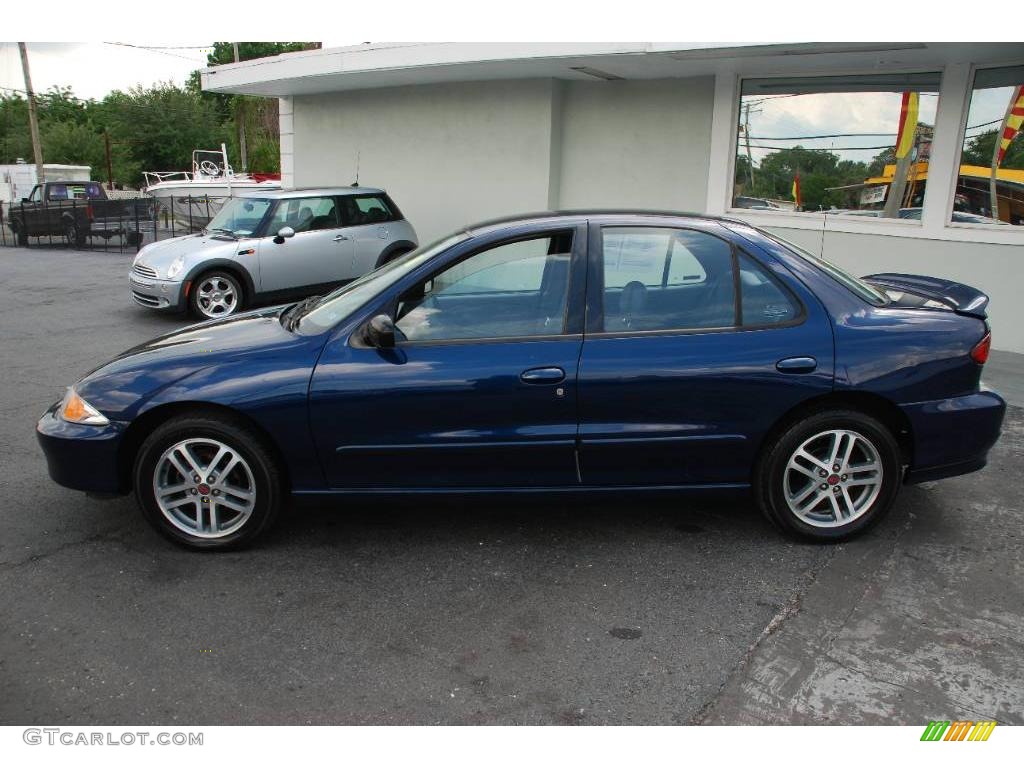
[190,271,243,320]
[133,414,283,550]
[755,409,901,541]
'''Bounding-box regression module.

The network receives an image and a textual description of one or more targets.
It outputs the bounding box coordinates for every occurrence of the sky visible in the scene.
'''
[0,41,350,100]
[0,42,215,100]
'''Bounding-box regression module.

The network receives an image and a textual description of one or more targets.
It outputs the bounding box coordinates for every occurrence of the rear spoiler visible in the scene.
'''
[863,273,989,319]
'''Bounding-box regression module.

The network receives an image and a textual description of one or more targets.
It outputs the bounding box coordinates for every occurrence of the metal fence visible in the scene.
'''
[0,194,231,252]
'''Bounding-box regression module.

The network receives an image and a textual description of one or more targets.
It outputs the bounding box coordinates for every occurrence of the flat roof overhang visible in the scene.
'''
[200,42,1024,98]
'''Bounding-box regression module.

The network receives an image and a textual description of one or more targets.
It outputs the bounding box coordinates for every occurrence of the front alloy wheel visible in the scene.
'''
[192,272,242,319]
[134,414,282,549]
[153,438,257,538]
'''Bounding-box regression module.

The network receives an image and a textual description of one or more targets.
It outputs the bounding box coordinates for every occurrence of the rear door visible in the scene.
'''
[338,194,403,276]
[576,222,835,486]
[257,196,354,293]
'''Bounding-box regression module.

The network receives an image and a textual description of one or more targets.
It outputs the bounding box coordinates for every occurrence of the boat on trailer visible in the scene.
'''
[143,145,280,228]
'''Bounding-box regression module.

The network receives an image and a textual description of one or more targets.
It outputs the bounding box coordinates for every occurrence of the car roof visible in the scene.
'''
[464,209,746,236]
[238,186,386,200]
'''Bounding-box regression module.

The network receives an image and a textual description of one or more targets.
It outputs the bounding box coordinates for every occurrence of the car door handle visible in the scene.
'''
[333,234,349,242]
[776,356,817,374]
[520,367,566,384]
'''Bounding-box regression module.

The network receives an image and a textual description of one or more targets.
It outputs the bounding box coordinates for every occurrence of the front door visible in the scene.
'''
[577,223,835,486]
[258,195,354,293]
[308,225,587,489]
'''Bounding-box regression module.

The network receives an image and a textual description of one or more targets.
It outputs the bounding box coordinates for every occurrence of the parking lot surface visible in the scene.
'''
[1,246,1021,725]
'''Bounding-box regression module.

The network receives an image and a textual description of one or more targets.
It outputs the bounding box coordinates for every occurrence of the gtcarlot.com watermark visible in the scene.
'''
[23,728,203,746]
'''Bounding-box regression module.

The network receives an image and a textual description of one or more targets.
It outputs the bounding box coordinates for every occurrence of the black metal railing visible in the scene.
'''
[0,194,231,251]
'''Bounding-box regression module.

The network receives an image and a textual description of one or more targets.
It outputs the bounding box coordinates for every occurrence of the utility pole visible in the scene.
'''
[742,102,756,189]
[18,43,44,185]
[104,131,114,190]
[233,43,248,173]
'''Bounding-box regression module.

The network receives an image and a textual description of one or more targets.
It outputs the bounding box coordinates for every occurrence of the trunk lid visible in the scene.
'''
[863,273,989,319]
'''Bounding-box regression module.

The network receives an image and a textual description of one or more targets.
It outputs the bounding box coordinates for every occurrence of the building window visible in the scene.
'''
[953,65,1024,227]
[733,73,941,220]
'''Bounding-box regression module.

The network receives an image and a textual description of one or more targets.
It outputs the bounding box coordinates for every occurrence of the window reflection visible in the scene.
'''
[733,74,941,219]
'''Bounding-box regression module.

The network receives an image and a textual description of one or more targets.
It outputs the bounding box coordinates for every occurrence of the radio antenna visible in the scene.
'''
[352,151,360,187]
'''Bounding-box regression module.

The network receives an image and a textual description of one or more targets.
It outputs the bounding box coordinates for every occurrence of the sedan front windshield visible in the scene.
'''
[296,232,471,334]
[205,197,273,237]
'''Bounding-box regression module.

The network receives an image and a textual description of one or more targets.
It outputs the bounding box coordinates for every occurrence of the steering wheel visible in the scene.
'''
[198,160,221,176]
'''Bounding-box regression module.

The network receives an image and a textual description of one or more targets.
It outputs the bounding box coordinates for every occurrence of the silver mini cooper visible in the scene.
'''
[129,187,418,319]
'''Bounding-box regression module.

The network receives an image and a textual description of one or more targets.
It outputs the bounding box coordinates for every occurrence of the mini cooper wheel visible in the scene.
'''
[756,409,901,541]
[133,415,282,549]
[191,271,242,320]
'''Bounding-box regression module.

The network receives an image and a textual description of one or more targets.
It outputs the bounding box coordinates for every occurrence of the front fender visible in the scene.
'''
[181,258,257,300]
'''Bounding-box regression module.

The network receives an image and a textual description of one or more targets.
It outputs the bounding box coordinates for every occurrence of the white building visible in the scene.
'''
[202,42,1024,352]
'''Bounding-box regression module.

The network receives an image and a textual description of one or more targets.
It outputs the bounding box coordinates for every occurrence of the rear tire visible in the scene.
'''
[65,220,86,248]
[133,414,283,550]
[755,409,901,541]
[375,247,413,268]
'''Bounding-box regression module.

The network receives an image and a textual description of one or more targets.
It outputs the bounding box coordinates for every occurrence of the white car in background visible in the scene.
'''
[129,187,418,319]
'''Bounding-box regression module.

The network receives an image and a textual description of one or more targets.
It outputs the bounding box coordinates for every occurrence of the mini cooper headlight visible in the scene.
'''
[166,254,186,280]
[60,388,109,426]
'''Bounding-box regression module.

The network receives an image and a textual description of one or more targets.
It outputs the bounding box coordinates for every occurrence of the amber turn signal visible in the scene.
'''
[60,388,110,426]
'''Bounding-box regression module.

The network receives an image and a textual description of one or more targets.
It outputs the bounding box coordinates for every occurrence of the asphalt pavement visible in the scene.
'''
[1,245,1020,725]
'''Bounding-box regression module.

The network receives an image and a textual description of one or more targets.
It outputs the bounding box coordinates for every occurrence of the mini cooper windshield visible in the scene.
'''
[295,232,470,333]
[205,198,273,238]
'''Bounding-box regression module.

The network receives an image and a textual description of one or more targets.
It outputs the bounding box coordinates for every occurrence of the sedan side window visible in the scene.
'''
[737,252,800,326]
[266,197,339,234]
[395,232,574,342]
[601,227,735,332]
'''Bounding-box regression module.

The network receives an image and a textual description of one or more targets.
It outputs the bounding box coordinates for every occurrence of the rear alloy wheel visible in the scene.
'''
[133,415,282,549]
[756,410,901,541]
[191,272,242,320]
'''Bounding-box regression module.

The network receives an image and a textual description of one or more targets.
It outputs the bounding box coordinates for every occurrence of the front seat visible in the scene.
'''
[618,280,648,329]
[293,206,314,232]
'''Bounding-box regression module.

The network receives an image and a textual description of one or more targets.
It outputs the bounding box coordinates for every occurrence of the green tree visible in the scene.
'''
[744,146,869,210]
[961,128,1024,169]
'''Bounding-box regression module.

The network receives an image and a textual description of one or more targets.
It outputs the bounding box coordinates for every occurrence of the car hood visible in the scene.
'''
[133,233,244,276]
[74,306,326,421]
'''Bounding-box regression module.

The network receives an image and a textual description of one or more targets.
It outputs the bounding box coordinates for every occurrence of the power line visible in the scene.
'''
[748,131,897,140]
[747,144,896,151]
[103,42,208,63]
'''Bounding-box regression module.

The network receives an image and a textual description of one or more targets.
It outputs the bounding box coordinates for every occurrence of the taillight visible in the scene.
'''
[86,203,94,221]
[970,331,991,364]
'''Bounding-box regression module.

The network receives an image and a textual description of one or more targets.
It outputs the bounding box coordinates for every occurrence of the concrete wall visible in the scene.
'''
[556,78,714,212]
[766,225,1023,352]
[290,77,715,243]
[292,80,560,242]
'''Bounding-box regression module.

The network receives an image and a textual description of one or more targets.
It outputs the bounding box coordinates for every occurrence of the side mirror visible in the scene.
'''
[273,226,295,245]
[365,314,396,348]
[21,197,29,203]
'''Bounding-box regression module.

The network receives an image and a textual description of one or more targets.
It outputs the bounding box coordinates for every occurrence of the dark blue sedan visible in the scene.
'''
[37,212,1006,549]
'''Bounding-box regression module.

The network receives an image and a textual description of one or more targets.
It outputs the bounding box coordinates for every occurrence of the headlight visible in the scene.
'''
[60,388,109,426]
[166,254,186,280]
